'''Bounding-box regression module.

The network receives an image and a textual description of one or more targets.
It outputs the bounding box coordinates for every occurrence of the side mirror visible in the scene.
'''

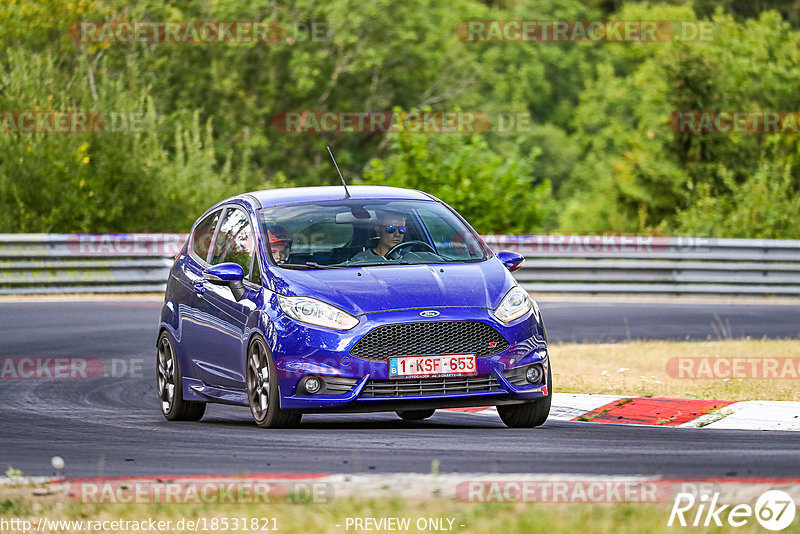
[204,263,246,301]
[496,250,525,273]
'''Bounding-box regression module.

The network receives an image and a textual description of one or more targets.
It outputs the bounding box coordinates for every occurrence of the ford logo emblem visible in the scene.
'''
[420,310,440,317]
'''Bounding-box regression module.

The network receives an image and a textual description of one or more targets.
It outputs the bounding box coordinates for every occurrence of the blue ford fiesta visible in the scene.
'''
[157,185,550,428]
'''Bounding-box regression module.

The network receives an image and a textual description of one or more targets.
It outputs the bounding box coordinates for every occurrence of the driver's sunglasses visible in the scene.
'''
[383,225,407,235]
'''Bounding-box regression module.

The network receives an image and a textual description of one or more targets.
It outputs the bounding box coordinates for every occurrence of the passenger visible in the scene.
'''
[351,212,406,262]
[265,226,292,264]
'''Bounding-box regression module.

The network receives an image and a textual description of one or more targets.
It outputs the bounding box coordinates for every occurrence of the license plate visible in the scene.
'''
[389,354,477,378]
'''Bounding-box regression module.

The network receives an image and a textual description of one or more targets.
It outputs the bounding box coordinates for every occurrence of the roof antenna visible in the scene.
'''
[327,145,351,198]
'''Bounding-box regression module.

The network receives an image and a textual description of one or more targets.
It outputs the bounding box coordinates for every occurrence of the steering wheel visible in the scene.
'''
[386,240,436,260]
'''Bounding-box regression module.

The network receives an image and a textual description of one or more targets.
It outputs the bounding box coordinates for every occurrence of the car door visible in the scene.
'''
[194,205,260,389]
[175,208,223,383]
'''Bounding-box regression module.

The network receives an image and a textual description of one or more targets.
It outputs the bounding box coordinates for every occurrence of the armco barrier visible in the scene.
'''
[0,234,186,295]
[1,234,799,296]
[482,235,800,296]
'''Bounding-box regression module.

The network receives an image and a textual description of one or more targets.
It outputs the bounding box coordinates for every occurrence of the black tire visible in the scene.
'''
[247,335,302,429]
[157,331,206,421]
[396,409,436,421]
[497,366,552,428]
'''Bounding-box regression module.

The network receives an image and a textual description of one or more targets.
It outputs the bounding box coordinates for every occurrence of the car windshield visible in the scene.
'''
[258,199,489,269]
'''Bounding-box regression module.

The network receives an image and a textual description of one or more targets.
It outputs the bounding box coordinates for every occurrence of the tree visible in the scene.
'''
[362,129,554,233]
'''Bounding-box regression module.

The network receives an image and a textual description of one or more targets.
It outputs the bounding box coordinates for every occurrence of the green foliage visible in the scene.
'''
[362,130,554,233]
[4,465,21,477]
[556,6,800,235]
[0,0,799,236]
[674,160,800,238]
[0,497,31,516]
[0,48,243,232]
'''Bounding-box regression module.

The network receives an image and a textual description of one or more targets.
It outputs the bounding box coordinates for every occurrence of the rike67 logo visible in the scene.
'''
[669,490,796,531]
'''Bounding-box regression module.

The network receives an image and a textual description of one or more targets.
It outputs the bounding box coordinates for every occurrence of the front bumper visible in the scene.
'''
[270,304,549,412]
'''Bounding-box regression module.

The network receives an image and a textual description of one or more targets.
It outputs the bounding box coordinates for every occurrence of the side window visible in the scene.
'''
[191,210,221,262]
[210,208,255,276]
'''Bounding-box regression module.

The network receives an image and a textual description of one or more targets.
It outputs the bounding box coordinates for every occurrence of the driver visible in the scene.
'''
[351,212,406,262]
[265,226,292,264]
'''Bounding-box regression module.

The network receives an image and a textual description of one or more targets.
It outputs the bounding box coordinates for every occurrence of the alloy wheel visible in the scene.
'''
[157,336,176,414]
[247,338,270,421]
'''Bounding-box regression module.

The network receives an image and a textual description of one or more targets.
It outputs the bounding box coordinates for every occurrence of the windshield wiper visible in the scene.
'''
[347,259,412,267]
[278,263,316,270]
[280,262,349,270]
[278,262,327,270]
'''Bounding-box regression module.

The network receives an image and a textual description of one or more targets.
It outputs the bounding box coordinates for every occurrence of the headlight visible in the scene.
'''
[493,286,533,323]
[278,296,359,330]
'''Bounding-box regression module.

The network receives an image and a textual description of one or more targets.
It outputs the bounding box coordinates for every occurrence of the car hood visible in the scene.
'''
[269,259,516,316]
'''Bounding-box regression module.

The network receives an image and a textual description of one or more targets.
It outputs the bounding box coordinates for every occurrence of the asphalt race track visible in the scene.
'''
[1,298,799,479]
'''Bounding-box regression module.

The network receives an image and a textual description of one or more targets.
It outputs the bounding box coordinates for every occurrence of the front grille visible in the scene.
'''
[360,375,501,398]
[350,320,509,361]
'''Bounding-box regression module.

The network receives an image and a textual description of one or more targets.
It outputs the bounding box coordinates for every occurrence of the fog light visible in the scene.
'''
[525,365,543,384]
[303,376,323,394]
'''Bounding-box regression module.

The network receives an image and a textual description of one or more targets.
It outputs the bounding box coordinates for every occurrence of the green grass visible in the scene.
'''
[551,339,800,401]
[3,489,799,534]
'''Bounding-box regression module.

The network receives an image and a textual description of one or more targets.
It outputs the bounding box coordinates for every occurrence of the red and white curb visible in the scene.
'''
[444,394,800,431]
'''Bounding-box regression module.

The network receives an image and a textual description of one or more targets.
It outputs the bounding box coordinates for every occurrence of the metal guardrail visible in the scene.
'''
[1,234,800,296]
[0,234,185,295]
[482,235,800,296]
